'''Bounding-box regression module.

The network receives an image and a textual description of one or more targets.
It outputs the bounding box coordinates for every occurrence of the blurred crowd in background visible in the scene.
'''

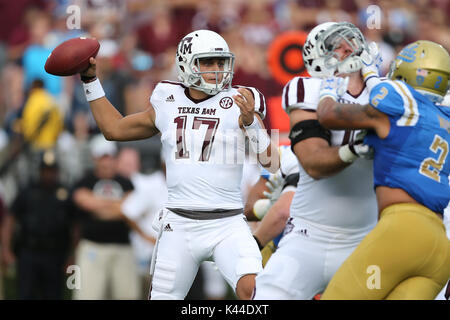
[0,0,448,300]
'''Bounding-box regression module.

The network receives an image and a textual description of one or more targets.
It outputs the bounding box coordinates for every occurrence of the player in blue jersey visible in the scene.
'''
[316,40,450,299]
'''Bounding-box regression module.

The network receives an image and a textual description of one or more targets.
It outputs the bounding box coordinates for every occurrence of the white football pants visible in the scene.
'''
[253,217,373,300]
[150,209,262,300]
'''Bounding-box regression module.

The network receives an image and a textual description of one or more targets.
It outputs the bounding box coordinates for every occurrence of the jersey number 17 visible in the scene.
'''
[174,116,220,161]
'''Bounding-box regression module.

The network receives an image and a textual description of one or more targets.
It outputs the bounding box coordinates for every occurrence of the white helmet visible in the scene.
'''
[303,22,338,77]
[303,22,367,77]
[175,30,235,95]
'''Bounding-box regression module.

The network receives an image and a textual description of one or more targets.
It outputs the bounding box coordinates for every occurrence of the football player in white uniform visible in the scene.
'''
[253,22,379,299]
[78,30,280,300]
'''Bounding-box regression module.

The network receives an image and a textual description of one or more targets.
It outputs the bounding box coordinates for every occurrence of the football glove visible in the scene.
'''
[360,42,383,90]
[263,173,284,206]
[319,77,349,102]
[339,130,374,163]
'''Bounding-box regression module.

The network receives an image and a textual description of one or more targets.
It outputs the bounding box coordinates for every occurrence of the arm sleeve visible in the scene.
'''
[280,146,299,177]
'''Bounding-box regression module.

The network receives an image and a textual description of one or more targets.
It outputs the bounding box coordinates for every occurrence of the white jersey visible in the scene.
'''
[279,145,299,193]
[282,76,378,231]
[151,80,266,211]
[279,145,298,177]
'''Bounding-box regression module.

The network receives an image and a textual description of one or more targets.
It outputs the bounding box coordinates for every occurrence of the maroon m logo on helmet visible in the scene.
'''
[179,37,193,55]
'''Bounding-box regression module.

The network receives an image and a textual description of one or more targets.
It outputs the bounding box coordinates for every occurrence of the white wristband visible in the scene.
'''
[338,144,357,163]
[83,78,105,102]
[244,116,271,154]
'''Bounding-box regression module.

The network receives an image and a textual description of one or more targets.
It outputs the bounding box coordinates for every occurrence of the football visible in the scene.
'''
[45,37,100,76]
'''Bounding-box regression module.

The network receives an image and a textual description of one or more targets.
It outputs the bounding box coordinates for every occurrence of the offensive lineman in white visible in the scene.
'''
[253,22,380,299]
[78,30,279,300]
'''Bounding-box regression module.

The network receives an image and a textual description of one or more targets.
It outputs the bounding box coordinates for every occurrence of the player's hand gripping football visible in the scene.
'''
[80,57,97,82]
[234,88,255,126]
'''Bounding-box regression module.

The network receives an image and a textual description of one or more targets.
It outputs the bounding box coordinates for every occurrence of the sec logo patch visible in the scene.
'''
[219,97,233,109]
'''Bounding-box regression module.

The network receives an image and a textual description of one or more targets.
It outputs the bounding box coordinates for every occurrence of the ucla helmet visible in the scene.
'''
[388,40,450,103]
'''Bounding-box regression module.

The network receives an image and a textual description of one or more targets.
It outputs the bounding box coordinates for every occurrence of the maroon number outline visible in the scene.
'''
[193,117,220,161]
[174,115,190,159]
[174,116,220,161]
